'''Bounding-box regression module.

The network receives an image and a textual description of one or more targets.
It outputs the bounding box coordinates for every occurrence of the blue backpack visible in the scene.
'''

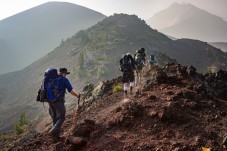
[37,68,64,102]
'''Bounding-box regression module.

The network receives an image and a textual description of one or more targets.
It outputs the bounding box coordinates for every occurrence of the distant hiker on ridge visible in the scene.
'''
[148,54,157,69]
[134,48,146,85]
[43,68,80,140]
[120,53,137,97]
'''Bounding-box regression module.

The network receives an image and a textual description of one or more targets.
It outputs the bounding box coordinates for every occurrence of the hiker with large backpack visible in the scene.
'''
[38,68,80,140]
[119,53,137,97]
[134,48,146,86]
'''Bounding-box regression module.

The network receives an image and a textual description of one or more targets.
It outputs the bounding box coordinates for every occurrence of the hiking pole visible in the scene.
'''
[66,96,86,146]
[77,94,80,107]
[70,96,80,135]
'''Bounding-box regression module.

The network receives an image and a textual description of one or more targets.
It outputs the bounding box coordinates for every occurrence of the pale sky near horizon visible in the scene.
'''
[0,0,226,21]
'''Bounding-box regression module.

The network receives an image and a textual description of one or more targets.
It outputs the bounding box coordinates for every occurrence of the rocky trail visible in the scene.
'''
[1,64,227,151]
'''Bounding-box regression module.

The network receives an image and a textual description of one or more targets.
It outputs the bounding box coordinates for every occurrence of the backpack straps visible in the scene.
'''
[47,76,65,102]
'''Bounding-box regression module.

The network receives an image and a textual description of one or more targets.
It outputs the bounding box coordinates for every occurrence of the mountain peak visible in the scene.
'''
[170,2,195,8]
[167,2,201,15]
[147,2,227,42]
[104,13,145,25]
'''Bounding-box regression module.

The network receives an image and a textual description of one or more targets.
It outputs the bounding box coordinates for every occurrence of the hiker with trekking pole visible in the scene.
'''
[37,68,81,140]
[119,53,137,97]
[49,68,81,140]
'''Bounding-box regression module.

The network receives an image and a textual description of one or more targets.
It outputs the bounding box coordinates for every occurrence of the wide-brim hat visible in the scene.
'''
[59,68,70,74]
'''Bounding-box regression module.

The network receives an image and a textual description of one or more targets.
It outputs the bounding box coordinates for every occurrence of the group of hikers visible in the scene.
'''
[119,47,147,97]
[38,47,151,140]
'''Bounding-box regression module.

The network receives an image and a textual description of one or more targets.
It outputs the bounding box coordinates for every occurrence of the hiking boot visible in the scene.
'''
[48,127,60,140]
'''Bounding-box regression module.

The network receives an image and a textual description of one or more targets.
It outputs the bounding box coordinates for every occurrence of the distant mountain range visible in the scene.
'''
[0,14,227,133]
[147,3,227,42]
[0,2,106,74]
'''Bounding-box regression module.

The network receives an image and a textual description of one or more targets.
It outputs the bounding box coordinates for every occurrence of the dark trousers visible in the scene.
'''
[122,71,135,83]
[48,100,66,135]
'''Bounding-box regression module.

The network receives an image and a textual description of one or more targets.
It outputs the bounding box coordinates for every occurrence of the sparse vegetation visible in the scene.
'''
[77,67,86,78]
[0,135,13,141]
[72,67,77,77]
[14,122,24,134]
[96,56,105,61]
[35,115,43,121]
[112,83,122,93]
[97,67,105,79]
[207,66,217,73]
[78,51,85,70]
[77,30,90,44]
[14,113,29,134]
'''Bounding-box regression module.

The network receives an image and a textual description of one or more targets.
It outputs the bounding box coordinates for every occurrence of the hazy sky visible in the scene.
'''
[0,0,226,21]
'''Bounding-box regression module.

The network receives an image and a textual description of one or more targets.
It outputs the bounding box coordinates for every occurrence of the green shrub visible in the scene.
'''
[207,66,217,73]
[19,113,29,126]
[113,83,122,93]
[14,113,29,134]
[14,122,23,134]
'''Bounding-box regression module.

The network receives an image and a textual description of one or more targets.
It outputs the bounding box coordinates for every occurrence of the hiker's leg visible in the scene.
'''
[140,70,142,81]
[123,83,128,97]
[138,70,140,83]
[52,100,66,136]
[122,72,128,96]
[136,71,139,86]
[48,102,57,126]
[137,70,140,85]
[130,81,134,94]
[141,66,144,77]
[129,71,135,94]
[144,61,147,72]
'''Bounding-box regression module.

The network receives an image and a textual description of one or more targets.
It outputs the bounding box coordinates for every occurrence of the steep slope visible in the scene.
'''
[147,3,227,42]
[2,64,227,150]
[0,2,106,74]
[173,39,227,72]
